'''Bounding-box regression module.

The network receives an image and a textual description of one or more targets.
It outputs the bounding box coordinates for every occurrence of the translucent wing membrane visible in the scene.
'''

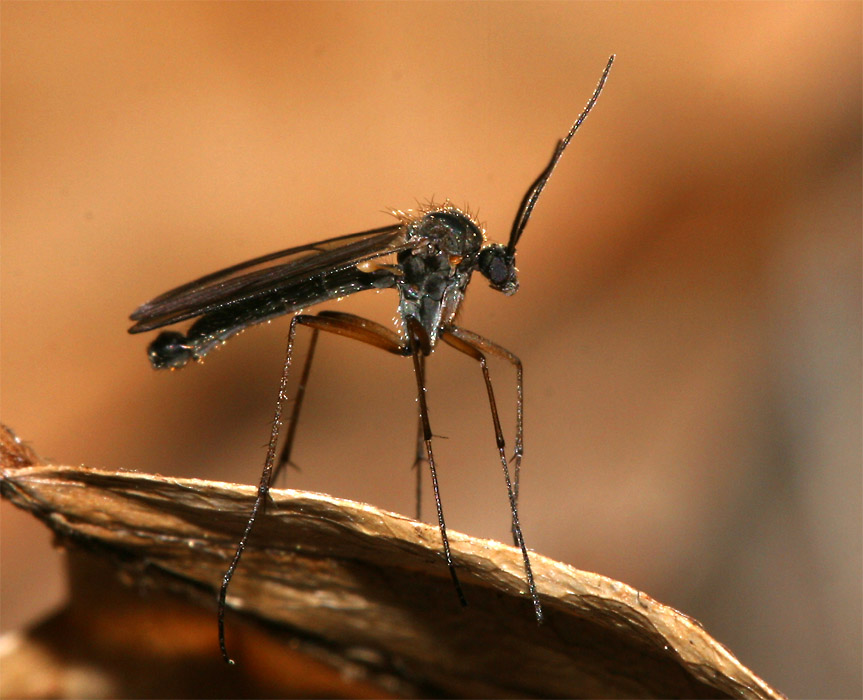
[129,224,410,333]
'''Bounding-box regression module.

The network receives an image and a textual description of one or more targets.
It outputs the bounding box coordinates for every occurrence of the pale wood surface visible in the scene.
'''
[1,426,784,698]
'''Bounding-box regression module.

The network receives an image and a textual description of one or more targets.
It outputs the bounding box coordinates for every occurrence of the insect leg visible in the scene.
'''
[405,318,468,610]
[274,325,320,483]
[219,312,306,664]
[219,310,407,664]
[442,328,523,505]
[279,310,418,482]
[441,326,541,623]
[412,354,426,521]
[295,311,467,607]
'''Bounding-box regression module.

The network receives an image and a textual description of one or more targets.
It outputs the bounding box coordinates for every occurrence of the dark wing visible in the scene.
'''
[129,224,413,333]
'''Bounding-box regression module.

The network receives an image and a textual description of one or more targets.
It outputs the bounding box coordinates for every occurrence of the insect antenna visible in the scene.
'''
[506,54,615,257]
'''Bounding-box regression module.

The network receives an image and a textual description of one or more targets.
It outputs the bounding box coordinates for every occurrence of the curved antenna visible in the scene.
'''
[506,54,615,256]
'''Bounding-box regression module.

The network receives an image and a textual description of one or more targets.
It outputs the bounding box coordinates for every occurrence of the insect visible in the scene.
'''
[129,55,614,663]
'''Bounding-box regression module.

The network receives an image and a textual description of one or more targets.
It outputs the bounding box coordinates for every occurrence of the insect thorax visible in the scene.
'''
[396,209,484,349]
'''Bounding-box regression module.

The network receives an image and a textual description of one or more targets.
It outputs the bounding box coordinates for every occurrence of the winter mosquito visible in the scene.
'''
[129,55,614,663]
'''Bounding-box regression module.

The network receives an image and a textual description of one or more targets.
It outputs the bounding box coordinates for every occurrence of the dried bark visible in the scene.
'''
[0,426,783,698]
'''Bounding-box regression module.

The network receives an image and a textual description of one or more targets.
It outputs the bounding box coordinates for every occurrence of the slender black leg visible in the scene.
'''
[218,311,407,664]
[218,310,480,663]
[274,325,320,483]
[407,321,467,609]
[442,328,523,509]
[412,354,426,521]
[443,329,523,506]
[442,326,542,623]
[218,313,304,664]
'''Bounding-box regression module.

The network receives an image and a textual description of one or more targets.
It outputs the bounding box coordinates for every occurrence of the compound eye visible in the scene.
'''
[487,256,509,286]
[478,245,519,295]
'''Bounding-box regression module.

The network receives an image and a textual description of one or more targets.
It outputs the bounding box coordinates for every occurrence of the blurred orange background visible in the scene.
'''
[2,3,860,697]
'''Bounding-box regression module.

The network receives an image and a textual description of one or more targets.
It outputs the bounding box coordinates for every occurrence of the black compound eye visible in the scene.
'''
[478,245,518,294]
[487,256,509,286]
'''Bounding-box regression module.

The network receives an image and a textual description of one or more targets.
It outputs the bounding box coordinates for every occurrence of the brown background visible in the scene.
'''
[2,3,860,697]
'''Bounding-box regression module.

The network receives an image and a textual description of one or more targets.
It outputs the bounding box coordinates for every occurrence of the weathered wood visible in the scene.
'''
[1,426,783,698]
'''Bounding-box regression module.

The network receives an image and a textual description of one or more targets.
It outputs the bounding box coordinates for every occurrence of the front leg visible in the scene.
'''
[442,327,524,504]
[441,325,541,623]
